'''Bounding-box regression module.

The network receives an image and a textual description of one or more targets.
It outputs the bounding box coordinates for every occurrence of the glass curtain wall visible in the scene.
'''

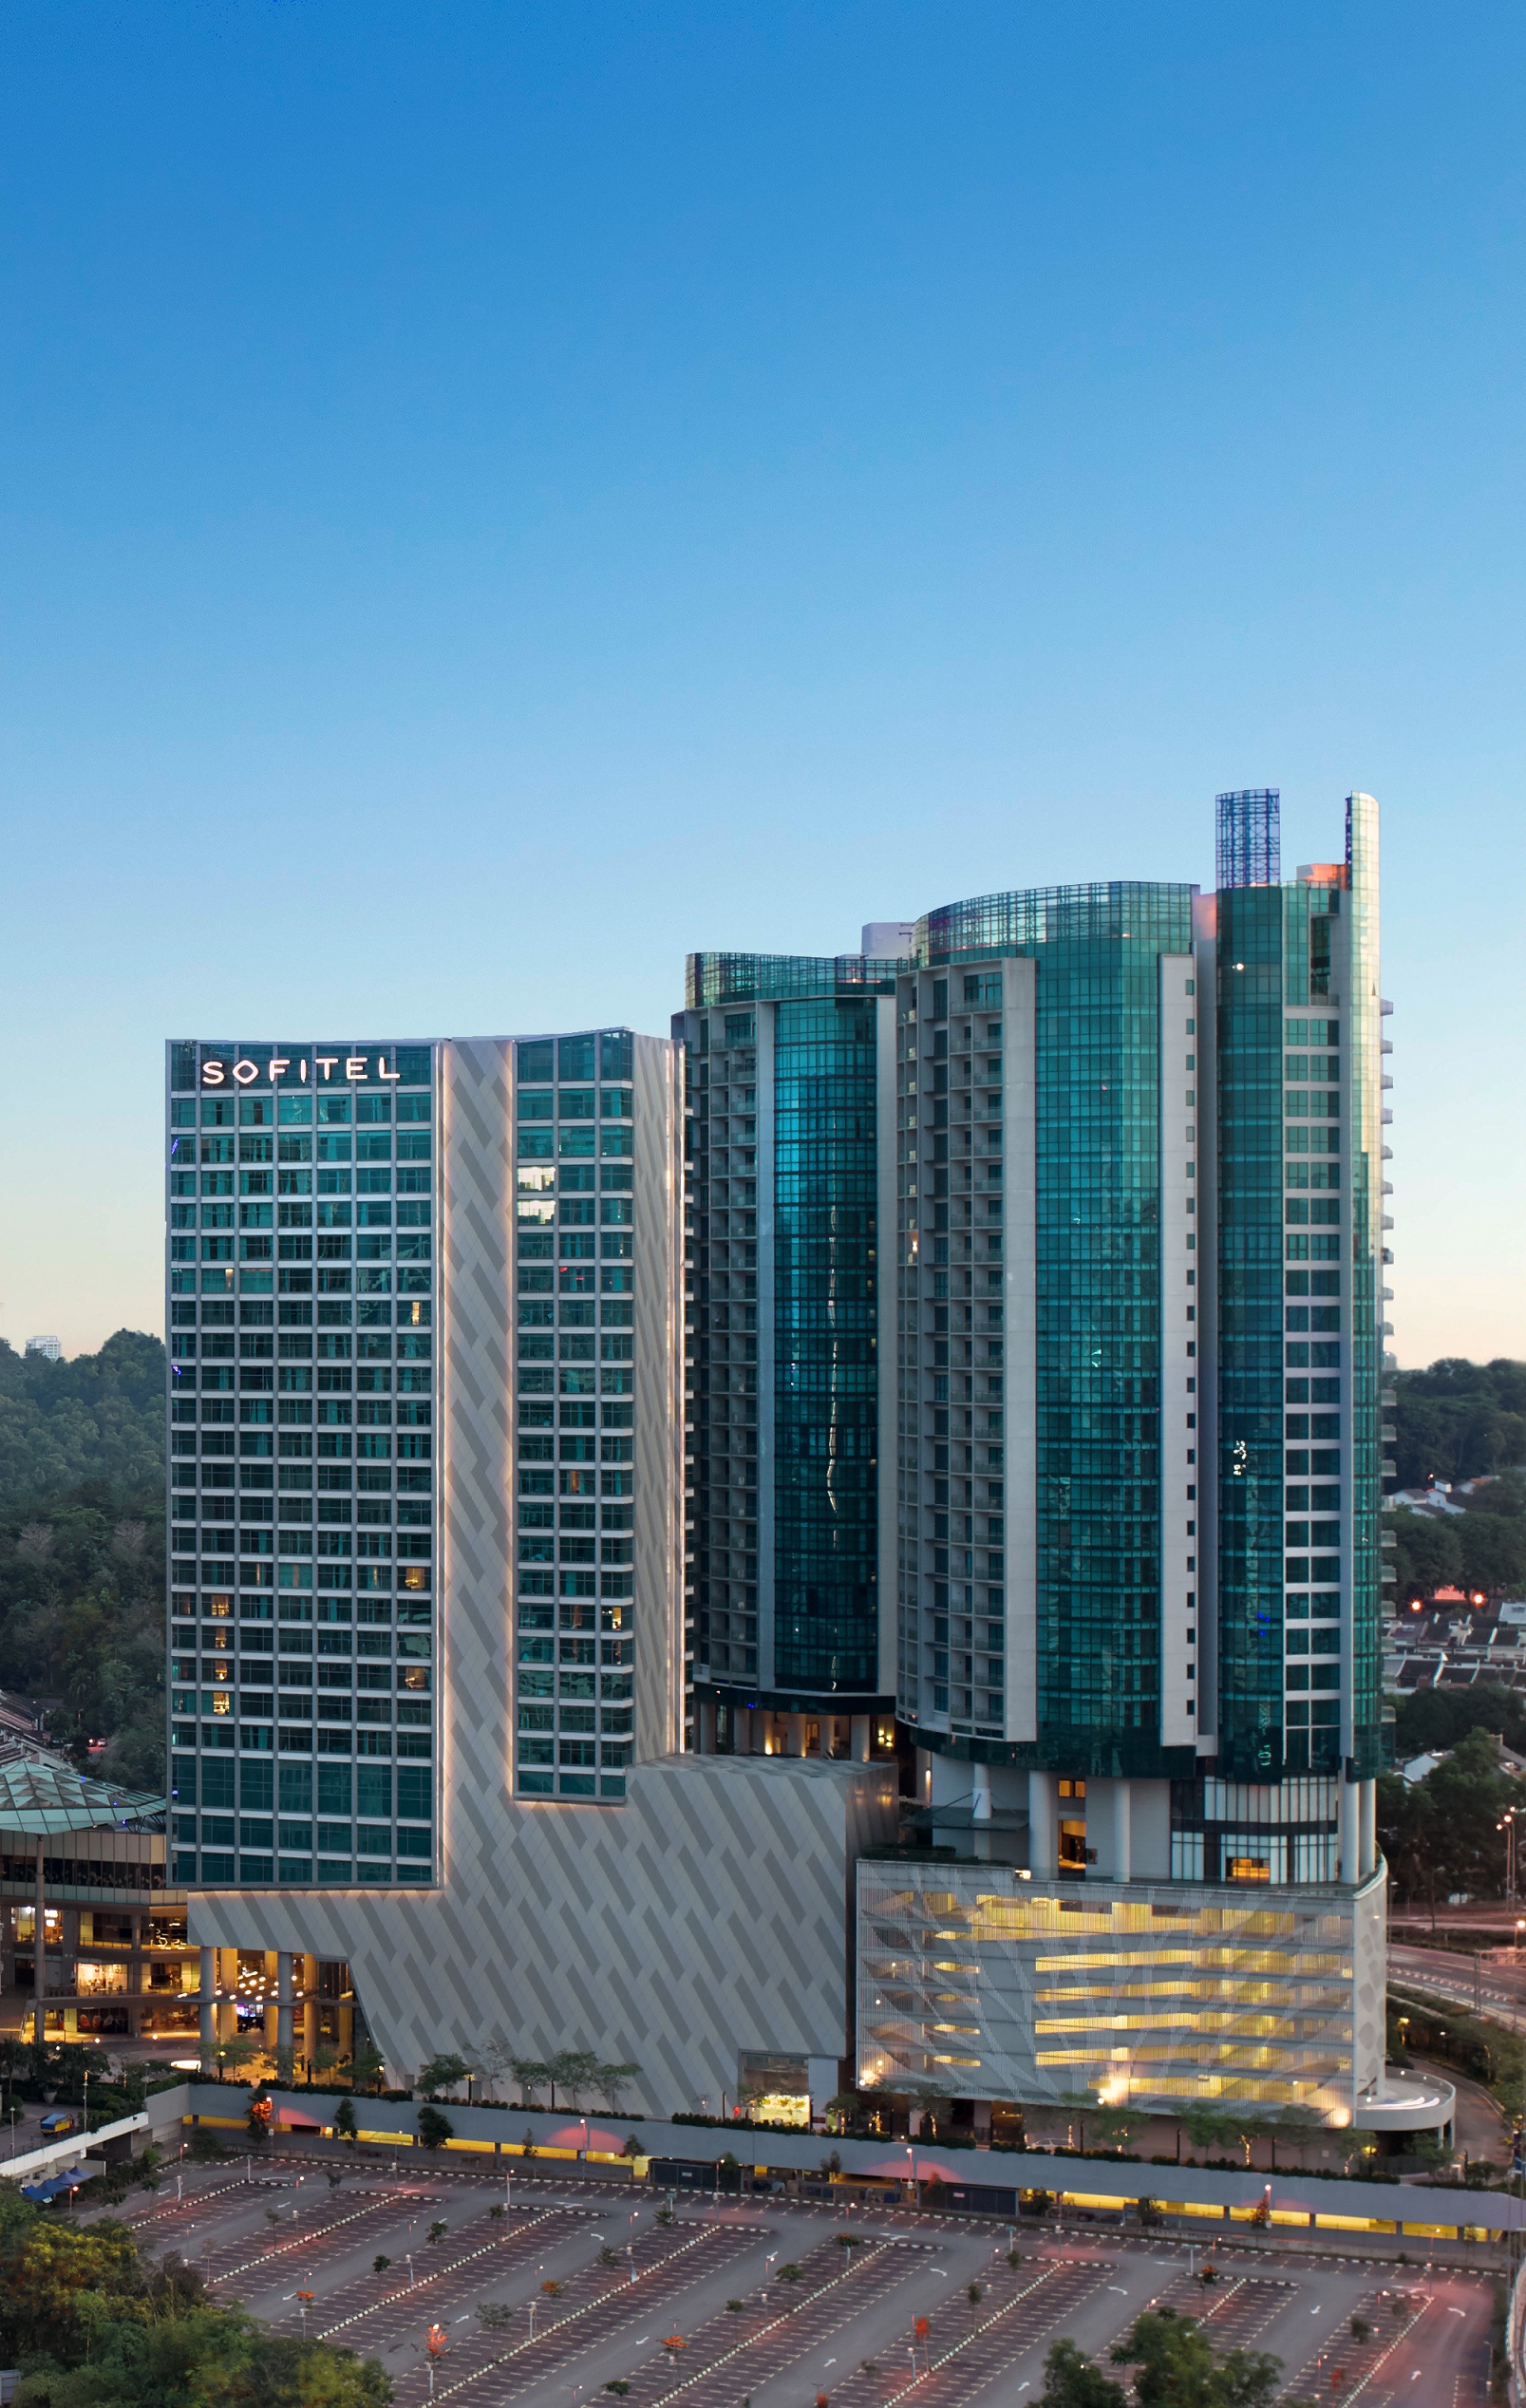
[773,997,879,1694]
[167,1043,437,1891]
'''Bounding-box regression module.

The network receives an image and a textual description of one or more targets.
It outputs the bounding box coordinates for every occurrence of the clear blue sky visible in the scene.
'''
[2,1,1520,1364]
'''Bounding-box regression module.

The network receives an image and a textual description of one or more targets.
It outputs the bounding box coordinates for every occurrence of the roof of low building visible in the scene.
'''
[0,1761,163,1835]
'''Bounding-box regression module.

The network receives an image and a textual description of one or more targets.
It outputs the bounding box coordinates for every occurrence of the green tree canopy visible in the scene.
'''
[0,1333,167,1505]
[1112,2308,1281,2408]
[1391,1359,1526,1491]
[1392,1678,1526,1759]
[417,2053,472,2099]
[0,2182,389,2403]
[1387,1509,1463,1598]
[0,1332,169,1788]
[1041,2338,1125,2406]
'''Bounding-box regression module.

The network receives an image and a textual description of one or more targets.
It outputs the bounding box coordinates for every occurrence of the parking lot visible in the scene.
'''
[88,2159,1496,2404]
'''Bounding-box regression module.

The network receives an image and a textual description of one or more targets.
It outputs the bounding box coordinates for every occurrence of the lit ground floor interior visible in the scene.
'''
[74,2154,1498,2407]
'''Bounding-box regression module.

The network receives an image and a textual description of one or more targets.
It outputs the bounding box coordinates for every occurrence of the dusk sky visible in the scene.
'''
[2,2,1520,1364]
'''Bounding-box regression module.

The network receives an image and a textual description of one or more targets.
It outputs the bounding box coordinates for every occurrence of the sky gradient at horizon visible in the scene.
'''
[1,3,1520,1366]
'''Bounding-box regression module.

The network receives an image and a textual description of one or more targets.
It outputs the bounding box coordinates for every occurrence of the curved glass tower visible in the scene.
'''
[687,793,1392,2124]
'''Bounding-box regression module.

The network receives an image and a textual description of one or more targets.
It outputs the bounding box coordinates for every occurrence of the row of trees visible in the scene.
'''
[204,2032,645,2114]
[415,2047,642,2111]
[1388,1476,1526,1600]
[0,2180,388,2404]
[0,1335,170,1786]
[0,1487,167,1791]
[1389,1356,1526,1493]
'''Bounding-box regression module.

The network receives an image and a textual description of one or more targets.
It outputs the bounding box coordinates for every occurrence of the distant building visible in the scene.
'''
[24,1337,62,1362]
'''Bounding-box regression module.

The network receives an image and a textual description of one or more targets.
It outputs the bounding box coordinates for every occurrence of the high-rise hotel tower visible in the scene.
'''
[686,793,1393,2122]
[164,1030,896,2107]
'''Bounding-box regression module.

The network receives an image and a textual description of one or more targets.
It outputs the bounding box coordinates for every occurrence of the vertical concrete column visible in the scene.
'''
[276,1951,294,2058]
[1339,1779,1360,1885]
[1113,1780,1132,1883]
[1027,1770,1057,1877]
[1358,1778,1376,1880]
[217,1948,238,2042]
[198,1946,216,2054]
[31,1836,45,2046]
[301,1997,318,2079]
[852,1715,871,1763]
[695,1697,717,1755]
[971,1761,992,1862]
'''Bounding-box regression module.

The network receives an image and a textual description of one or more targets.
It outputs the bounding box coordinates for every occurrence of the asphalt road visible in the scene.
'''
[1390,1942,1526,2035]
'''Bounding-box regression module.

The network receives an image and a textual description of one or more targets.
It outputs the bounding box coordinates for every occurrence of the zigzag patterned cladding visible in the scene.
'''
[190,1032,900,2109]
[442,1039,515,1833]
[189,1755,897,2111]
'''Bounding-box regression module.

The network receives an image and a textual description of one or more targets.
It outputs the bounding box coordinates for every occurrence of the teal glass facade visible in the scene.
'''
[511,1028,640,1805]
[680,951,903,1716]
[1215,886,1288,1777]
[688,800,1386,1901]
[773,998,879,1693]
[166,1041,437,1891]
[899,884,1197,1774]
[1030,907,1189,1771]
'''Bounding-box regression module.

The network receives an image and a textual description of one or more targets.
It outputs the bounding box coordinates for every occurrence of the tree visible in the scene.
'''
[1394,1679,1526,1760]
[0,2183,390,2403]
[0,1337,175,1787]
[1266,2110,1327,2167]
[894,2079,955,2137]
[1112,2308,1281,2408]
[597,2060,642,2113]
[1057,2091,1098,2149]
[1387,1509,1463,1596]
[347,2041,387,2096]
[1425,1728,1513,1899]
[511,2058,552,2107]
[1225,2108,1271,2167]
[418,2054,471,2100]
[332,2098,358,2146]
[1460,1510,1526,1596]
[547,2050,600,2108]
[210,2035,262,2085]
[1390,1359,1526,1489]
[1040,2338,1125,2405]
[822,2091,868,2136]
[1179,2105,1244,2159]
[1087,2102,1144,2155]
[1376,1772,1436,1906]
[416,2105,453,2152]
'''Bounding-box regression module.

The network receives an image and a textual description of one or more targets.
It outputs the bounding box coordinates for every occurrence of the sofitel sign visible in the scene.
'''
[200,1054,402,1087]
